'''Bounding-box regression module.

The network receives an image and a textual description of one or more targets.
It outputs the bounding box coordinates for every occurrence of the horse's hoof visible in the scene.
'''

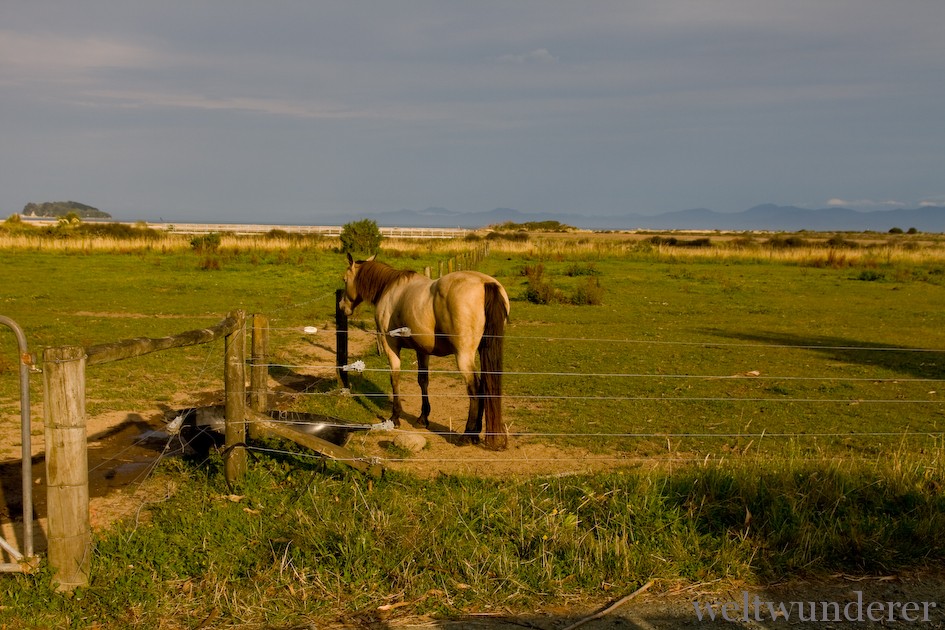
[418,415,430,428]
[457,434,480,446]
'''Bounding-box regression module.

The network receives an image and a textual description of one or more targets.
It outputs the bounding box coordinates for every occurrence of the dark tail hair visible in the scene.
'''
[480,282,508,450]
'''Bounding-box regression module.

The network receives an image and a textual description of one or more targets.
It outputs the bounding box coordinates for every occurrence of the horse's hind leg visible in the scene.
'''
[456,350,482,443]
[417,352,431,428]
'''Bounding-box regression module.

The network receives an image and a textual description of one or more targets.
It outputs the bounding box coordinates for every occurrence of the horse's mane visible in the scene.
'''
[356,260,418,304]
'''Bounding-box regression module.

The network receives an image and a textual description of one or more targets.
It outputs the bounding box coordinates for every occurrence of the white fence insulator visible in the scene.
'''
[166,414,185,435]
[342,360,366,373]
[371,420,396,431]
[388,327,412,337]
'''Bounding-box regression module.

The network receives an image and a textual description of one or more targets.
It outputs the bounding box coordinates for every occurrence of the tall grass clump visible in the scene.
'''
[522,263,604,305]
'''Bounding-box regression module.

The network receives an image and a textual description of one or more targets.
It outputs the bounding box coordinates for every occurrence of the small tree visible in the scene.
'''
[340,219,382,256]
[57,212,82,227]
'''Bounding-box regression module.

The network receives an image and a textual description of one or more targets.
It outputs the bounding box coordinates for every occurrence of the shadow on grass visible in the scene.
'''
[703,329,945,380]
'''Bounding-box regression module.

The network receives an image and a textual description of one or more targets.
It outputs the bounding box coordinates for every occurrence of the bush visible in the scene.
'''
[826,235,858,249]
[645,236,712,248]
[340,219,382,256]
[190,232,222,252]
[766,236,809,249]
[522,263,603,305]
[522,263,562,304]
[857,270,884,282]
[571,277,604,305]
[74,222,160,240]
[486,230,529,242]
[1,214,30,234]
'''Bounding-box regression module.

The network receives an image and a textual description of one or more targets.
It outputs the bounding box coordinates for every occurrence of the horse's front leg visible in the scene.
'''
[383,342,403,426]
[417,352,431,428]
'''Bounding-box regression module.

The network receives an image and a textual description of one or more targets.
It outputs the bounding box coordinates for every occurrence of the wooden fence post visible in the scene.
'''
[249,313,269,440]
[42,345,90,591]
[224,310,247,485]
[335,289,350,389]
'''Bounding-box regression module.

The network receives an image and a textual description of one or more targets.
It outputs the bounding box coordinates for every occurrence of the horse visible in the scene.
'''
[339,254,510,449]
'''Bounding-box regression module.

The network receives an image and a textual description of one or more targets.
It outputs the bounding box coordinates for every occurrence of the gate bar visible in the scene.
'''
[0,315,37,572]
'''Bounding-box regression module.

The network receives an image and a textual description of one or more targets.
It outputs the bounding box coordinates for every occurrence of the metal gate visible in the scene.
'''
[0,316,37,572]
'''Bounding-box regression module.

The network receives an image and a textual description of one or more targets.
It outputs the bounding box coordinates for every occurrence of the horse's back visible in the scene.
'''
[435,271,509,310]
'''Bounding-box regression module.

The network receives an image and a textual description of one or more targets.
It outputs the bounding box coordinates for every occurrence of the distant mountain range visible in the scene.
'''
[340,204,945,233]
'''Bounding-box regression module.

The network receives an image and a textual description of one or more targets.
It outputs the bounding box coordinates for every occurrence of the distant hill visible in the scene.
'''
[334,204,945,233]
[22,201,111,219]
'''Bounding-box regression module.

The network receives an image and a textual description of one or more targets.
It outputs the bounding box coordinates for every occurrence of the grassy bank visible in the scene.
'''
[2,452,943,627]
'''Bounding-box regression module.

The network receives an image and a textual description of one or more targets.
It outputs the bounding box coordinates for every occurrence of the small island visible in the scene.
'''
[22,201,111,219]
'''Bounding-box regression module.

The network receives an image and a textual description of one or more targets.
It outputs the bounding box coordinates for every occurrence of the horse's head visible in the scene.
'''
[339,253,375,316]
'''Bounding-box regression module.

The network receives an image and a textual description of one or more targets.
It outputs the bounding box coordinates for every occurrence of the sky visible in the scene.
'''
[1,1,943,224]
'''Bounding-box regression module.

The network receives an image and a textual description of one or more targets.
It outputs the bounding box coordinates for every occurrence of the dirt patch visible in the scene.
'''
[0,406,184,555]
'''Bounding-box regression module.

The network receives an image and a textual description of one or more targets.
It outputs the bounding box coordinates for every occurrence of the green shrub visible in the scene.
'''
[570,276,604,305]
[826,235,858,248]
[766,236,809,249]
[190,232,222,252]
[486,230,529,242]
[523,263,603,305]
[646,236,712,248]
[522,263,562,304]
[340,219,382,255]
[857,270,884,281]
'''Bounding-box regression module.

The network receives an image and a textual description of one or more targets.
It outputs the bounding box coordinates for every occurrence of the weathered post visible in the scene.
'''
[43,345,89,591]
[224,310,247,485]
[335,289,349,389]
[249,313,269,440]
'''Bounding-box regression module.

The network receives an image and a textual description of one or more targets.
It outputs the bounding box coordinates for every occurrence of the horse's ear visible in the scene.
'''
[366,254,377,262]
[346,252,354,265]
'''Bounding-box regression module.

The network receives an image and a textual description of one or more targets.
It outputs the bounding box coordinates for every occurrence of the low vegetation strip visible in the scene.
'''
[2,455,943,626]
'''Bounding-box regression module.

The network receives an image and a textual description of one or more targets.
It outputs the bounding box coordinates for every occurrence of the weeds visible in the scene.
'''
[522,263,604,305]
[2,455,942,626]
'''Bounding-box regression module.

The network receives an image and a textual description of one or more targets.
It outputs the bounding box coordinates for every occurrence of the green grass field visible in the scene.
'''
[1,235,944,626]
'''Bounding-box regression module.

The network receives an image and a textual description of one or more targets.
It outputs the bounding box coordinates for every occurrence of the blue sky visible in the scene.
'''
[1,1,943,224]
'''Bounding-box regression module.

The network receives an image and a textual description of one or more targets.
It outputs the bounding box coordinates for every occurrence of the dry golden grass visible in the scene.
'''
[3,224,945,267]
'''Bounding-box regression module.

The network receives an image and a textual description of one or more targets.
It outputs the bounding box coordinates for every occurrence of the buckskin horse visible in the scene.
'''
[339,254,510,449]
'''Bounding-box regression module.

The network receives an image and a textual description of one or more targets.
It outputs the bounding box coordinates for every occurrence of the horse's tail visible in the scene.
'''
[480,282,508,450]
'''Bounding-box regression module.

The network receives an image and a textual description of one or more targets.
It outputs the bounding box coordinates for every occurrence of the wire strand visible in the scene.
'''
[249,361,945,383]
